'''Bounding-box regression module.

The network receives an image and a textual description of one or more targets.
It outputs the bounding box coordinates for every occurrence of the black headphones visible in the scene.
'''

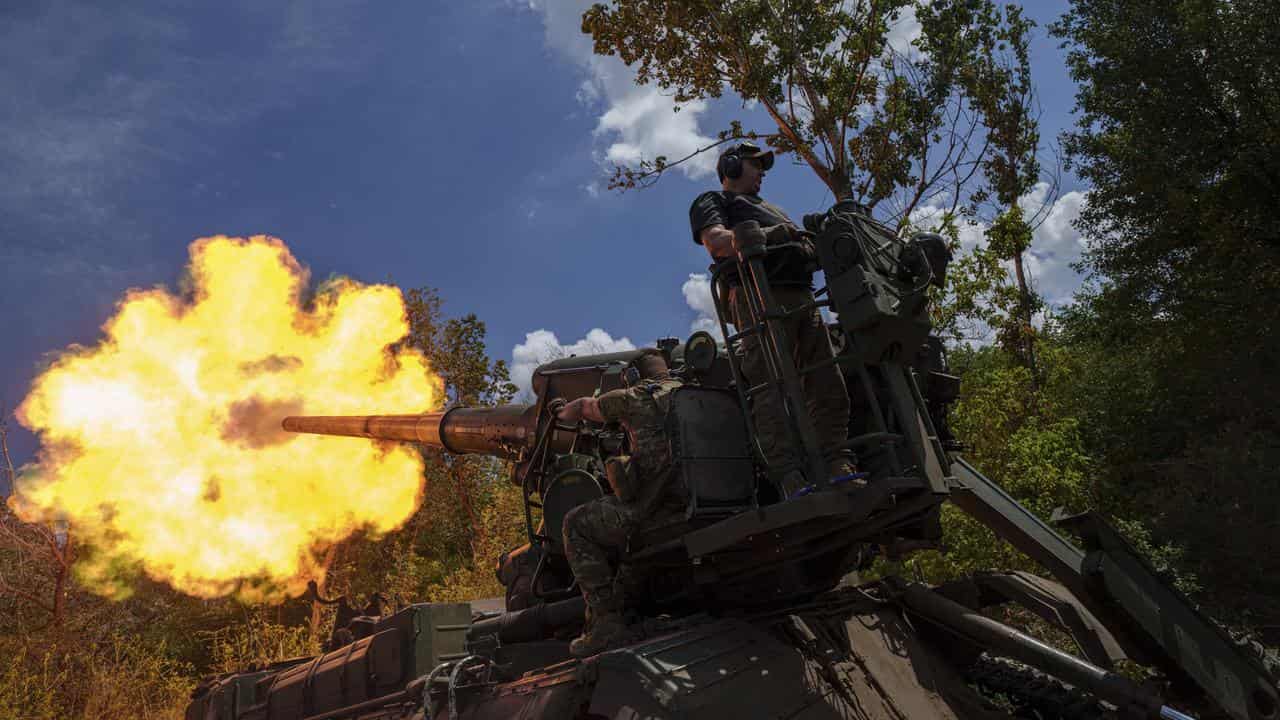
[718,142,773,181]
[718,146,745,181]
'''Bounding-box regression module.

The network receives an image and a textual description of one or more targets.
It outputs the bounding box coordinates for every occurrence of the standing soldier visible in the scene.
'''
[689,141,855,496]
[554,350,686,657]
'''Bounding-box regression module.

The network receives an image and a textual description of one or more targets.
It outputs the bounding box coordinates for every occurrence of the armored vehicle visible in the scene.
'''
[187,202,1278,720]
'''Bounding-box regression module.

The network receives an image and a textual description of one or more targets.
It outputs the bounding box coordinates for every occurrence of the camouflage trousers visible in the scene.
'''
[562,495,685,613]
[728,285,852,477]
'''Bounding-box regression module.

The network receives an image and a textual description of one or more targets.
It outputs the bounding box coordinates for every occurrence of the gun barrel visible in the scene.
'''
[282,405,536,459]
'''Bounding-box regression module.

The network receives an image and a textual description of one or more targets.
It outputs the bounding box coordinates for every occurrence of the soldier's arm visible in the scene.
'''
[556,396,605,424]
[690,191,734,260]
[700,225,737,260]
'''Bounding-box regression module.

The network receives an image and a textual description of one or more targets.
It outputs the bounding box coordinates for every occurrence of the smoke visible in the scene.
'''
[220,396,304,449]
[239,355,303,375]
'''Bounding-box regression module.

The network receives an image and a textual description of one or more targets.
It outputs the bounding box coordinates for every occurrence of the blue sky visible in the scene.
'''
[0,0,1087,471]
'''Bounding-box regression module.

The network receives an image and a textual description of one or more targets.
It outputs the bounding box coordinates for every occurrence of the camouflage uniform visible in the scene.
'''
[562,377,687,650]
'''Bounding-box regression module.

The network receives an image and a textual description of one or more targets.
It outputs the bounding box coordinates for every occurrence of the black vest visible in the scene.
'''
[689,191,812,287]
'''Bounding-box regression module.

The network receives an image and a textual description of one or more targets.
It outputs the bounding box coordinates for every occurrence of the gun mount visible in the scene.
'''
[188,201,1277,720]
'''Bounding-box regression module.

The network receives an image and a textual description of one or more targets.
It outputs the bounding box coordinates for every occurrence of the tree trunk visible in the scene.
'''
[48,531,72,628]
[310,542,342,638]
[1011,251,1039,389]
[453,461,483,560]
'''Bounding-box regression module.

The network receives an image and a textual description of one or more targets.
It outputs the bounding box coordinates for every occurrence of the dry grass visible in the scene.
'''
[0,634,193,720]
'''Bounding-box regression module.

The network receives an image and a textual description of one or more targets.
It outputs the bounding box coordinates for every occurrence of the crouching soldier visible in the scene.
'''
[554,349,687,657]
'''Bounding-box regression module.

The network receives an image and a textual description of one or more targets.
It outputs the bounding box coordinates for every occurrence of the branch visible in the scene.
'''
[718,3,842,197]
[864,61,908,210]
[606,132,773,191]
[1024,129,1065,234]
[1,403,15,492]
[951,138,990,216]
[0,572,54,615]
[836,0,881,179]
[902,98,987,225]
[761,97,841,195]
[0,513,44,554]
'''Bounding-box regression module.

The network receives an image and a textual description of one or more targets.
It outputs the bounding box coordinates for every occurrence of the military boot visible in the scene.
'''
[570,607,631,658]
[828,455,865,488]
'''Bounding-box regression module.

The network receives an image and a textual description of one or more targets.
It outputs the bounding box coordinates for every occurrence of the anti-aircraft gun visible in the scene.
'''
[188,201,1278,720]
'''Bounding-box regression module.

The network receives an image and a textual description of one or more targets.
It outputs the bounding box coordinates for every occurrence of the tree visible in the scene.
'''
[401,287,517,559]
[401,287,518,408]
[983,204,1043,376]
[0,405,76,630]
[967,4,1044,379]
[1055,0,1280,313]
[1052,0,1280,624]
[585,0,1035,225]
[910,338,1093,583]
[324,287,522,607]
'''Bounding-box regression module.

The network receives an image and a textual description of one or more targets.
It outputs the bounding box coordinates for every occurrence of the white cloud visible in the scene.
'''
[1021,185,1088,305]
[908,202,987,253]
[519,0,718,180]
[885,4,923,57]
[510,328,636,399]
[681,273,723,338]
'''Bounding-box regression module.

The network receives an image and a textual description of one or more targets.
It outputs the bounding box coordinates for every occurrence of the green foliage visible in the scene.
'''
[925,215,1012,344]
[402,287,517,407]
[1052,0,1280,625]
[1107,516,1201,598]
[0,640,60,720]
[1055,0,1280,307]
[326,456,524,608]
[910,340,1093,582]
[203,614,320,675]
[967,2,1038,208]
[918,0,1279,635]
[984,205,1031,260]
[928,205,1041,357]
[424,478,526,603]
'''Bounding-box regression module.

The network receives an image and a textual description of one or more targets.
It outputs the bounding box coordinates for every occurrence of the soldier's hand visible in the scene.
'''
[555,396,605,424]
[762,223,796,246]
[801,237,820,273]
[732,220,766,254]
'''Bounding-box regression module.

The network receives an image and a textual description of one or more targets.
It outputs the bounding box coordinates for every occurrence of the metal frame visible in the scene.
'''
[707,242,835,490]
[708,238,953,499]
[951,456,1280,720]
